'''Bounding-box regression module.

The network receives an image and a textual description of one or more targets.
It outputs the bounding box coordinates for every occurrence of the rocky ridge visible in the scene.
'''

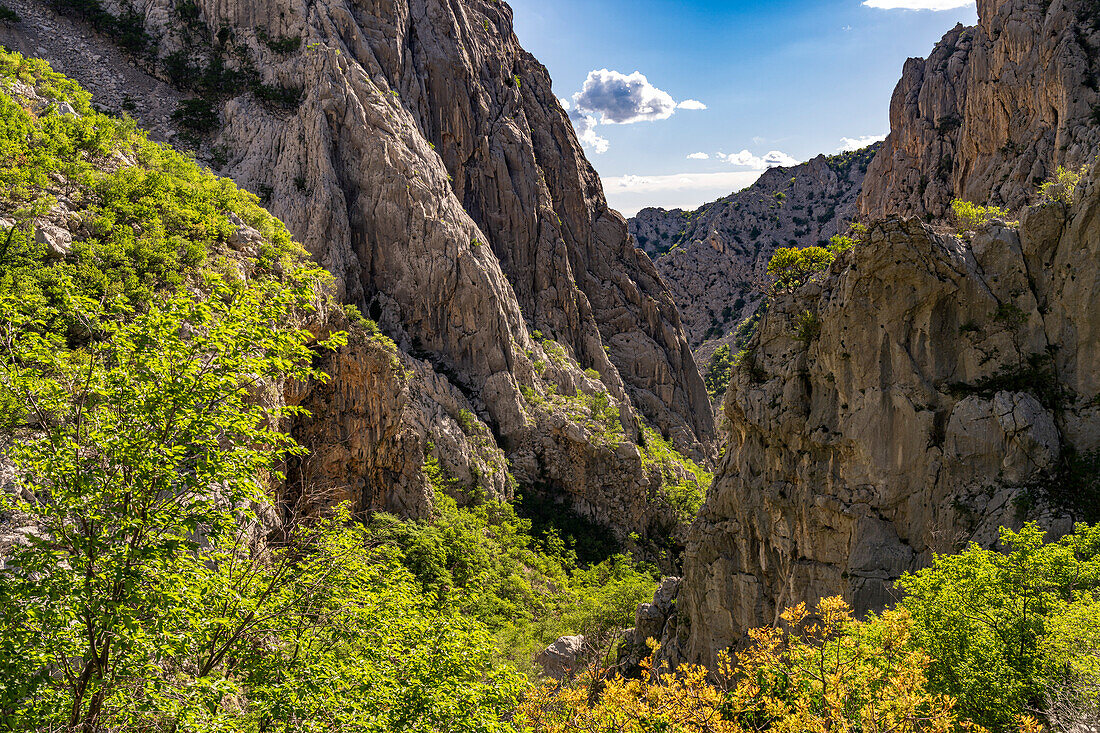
[641,165,1100,670]
[0,0,716,537]
[860,0,1100,220]
[628,146,877,372]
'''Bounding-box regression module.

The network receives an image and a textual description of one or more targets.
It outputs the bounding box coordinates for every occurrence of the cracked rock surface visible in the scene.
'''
[629,148,878,371]
[1,0,716,535]
[658,164,1100,669]
[859,0,1100,219]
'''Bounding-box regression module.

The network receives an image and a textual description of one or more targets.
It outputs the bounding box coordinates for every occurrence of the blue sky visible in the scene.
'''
[508,0,978,215]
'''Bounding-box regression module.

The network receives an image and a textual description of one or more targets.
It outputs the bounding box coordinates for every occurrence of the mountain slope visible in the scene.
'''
[0,0,715,537]
[627,0,1100,669]
[860,0,1100,219]
[628,146,877,372]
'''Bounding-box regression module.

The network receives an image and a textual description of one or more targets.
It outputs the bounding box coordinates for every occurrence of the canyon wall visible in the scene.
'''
[860,0,1100,219]
[1,0,715,535]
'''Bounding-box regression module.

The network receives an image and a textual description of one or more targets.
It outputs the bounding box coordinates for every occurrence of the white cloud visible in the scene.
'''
[677,99,708,110]
[687,152,710,160]
[862,0,974,9]
[839,134,888,151]
[602,170,767,216]
[559,97,571,111]
[569,111,610,153]
[605,171,764,194]
[573,69,678,124]
[719,149,800,168]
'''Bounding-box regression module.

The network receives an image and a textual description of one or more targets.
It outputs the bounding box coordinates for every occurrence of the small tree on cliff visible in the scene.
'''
[765,245,834,293]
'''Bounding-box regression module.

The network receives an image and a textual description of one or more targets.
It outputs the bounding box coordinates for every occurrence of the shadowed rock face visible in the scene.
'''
[860,0,1100,220]
[3,0,714,534]
[661,164,1100,669]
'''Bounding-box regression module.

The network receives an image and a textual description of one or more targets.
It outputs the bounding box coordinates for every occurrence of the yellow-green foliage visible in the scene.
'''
[368,490,657,674]
[950,199,1014,233]
[703,343,735,401]
[827,222,867,253]
[640,423,713,521]
[1038,164,1089,206]
[520,596,999,733]
[520,382,624,446]
[766,245,834,292]
[0,49,305,333]
[793,309,821,342]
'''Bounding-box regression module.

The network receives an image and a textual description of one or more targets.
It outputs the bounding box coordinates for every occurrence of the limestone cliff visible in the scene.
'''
[647,166,1100,669]
[1,0,715,535]
[860,0,1100,219]
[628,147,877,372]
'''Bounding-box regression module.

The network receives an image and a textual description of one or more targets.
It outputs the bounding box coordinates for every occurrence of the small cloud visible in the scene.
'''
[573,69,677,124]
[614,174,657,189]
[677,99,708,110]
[602,170,769,216]
[570,111,610,153]
[559,97,571,111]
[719,149,800,169]
[751,136,766,145]
[862,0,974,9]
[838,134,888,151]
[842,24,853,30]
[687,152,710,160]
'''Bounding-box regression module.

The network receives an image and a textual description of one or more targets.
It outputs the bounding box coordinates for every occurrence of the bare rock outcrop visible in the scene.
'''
[667,164,1100,669]
[859,0,1100,219]
[629,146,877,371]
[3,0,717,534]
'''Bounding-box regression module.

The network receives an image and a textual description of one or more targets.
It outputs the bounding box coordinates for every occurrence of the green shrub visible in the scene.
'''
[793,309,821,342]
[703,344,734,401]
[950,198,1014,233]
[0,51,305,335]
[1037,164,1089,206]
[766,245,834,292]
[0,3,19,22]
[367,492,656,673]
[640,423,713,521]
[900,522,1100,732]
[258,29,302,54]
[171,98,220,134]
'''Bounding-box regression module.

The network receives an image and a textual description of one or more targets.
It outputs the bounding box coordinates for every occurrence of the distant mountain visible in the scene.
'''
[628,144,879,378]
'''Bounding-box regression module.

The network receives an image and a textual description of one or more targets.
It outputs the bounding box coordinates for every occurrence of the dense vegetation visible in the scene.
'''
[524,524,1100,733]
[0,49,657,728]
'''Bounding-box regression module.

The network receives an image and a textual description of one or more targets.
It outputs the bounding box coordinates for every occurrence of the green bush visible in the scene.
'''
[171,98,220,134]
[0,4,19,23]
[704,343,734,401]
[640,423,713,521]
[900,522,1100,732]
[793,309,821,342]
[0,50,305,336]
[1037,164,1089,206]
[366,492,657,672]
[766,245,834,292]
[951,198,1014,233]
[0,277,525,730]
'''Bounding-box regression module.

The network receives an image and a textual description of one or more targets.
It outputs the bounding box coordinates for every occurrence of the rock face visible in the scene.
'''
[628,147,877,370]
[667,165,1100,669]
[5,0,717,534]
[535,635,587,680]
[859,0,1100,220]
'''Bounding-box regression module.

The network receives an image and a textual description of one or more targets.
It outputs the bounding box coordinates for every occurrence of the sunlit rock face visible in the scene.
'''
[5,0,716,534]
[860,0,1100,220]
[668,164,1100,669]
